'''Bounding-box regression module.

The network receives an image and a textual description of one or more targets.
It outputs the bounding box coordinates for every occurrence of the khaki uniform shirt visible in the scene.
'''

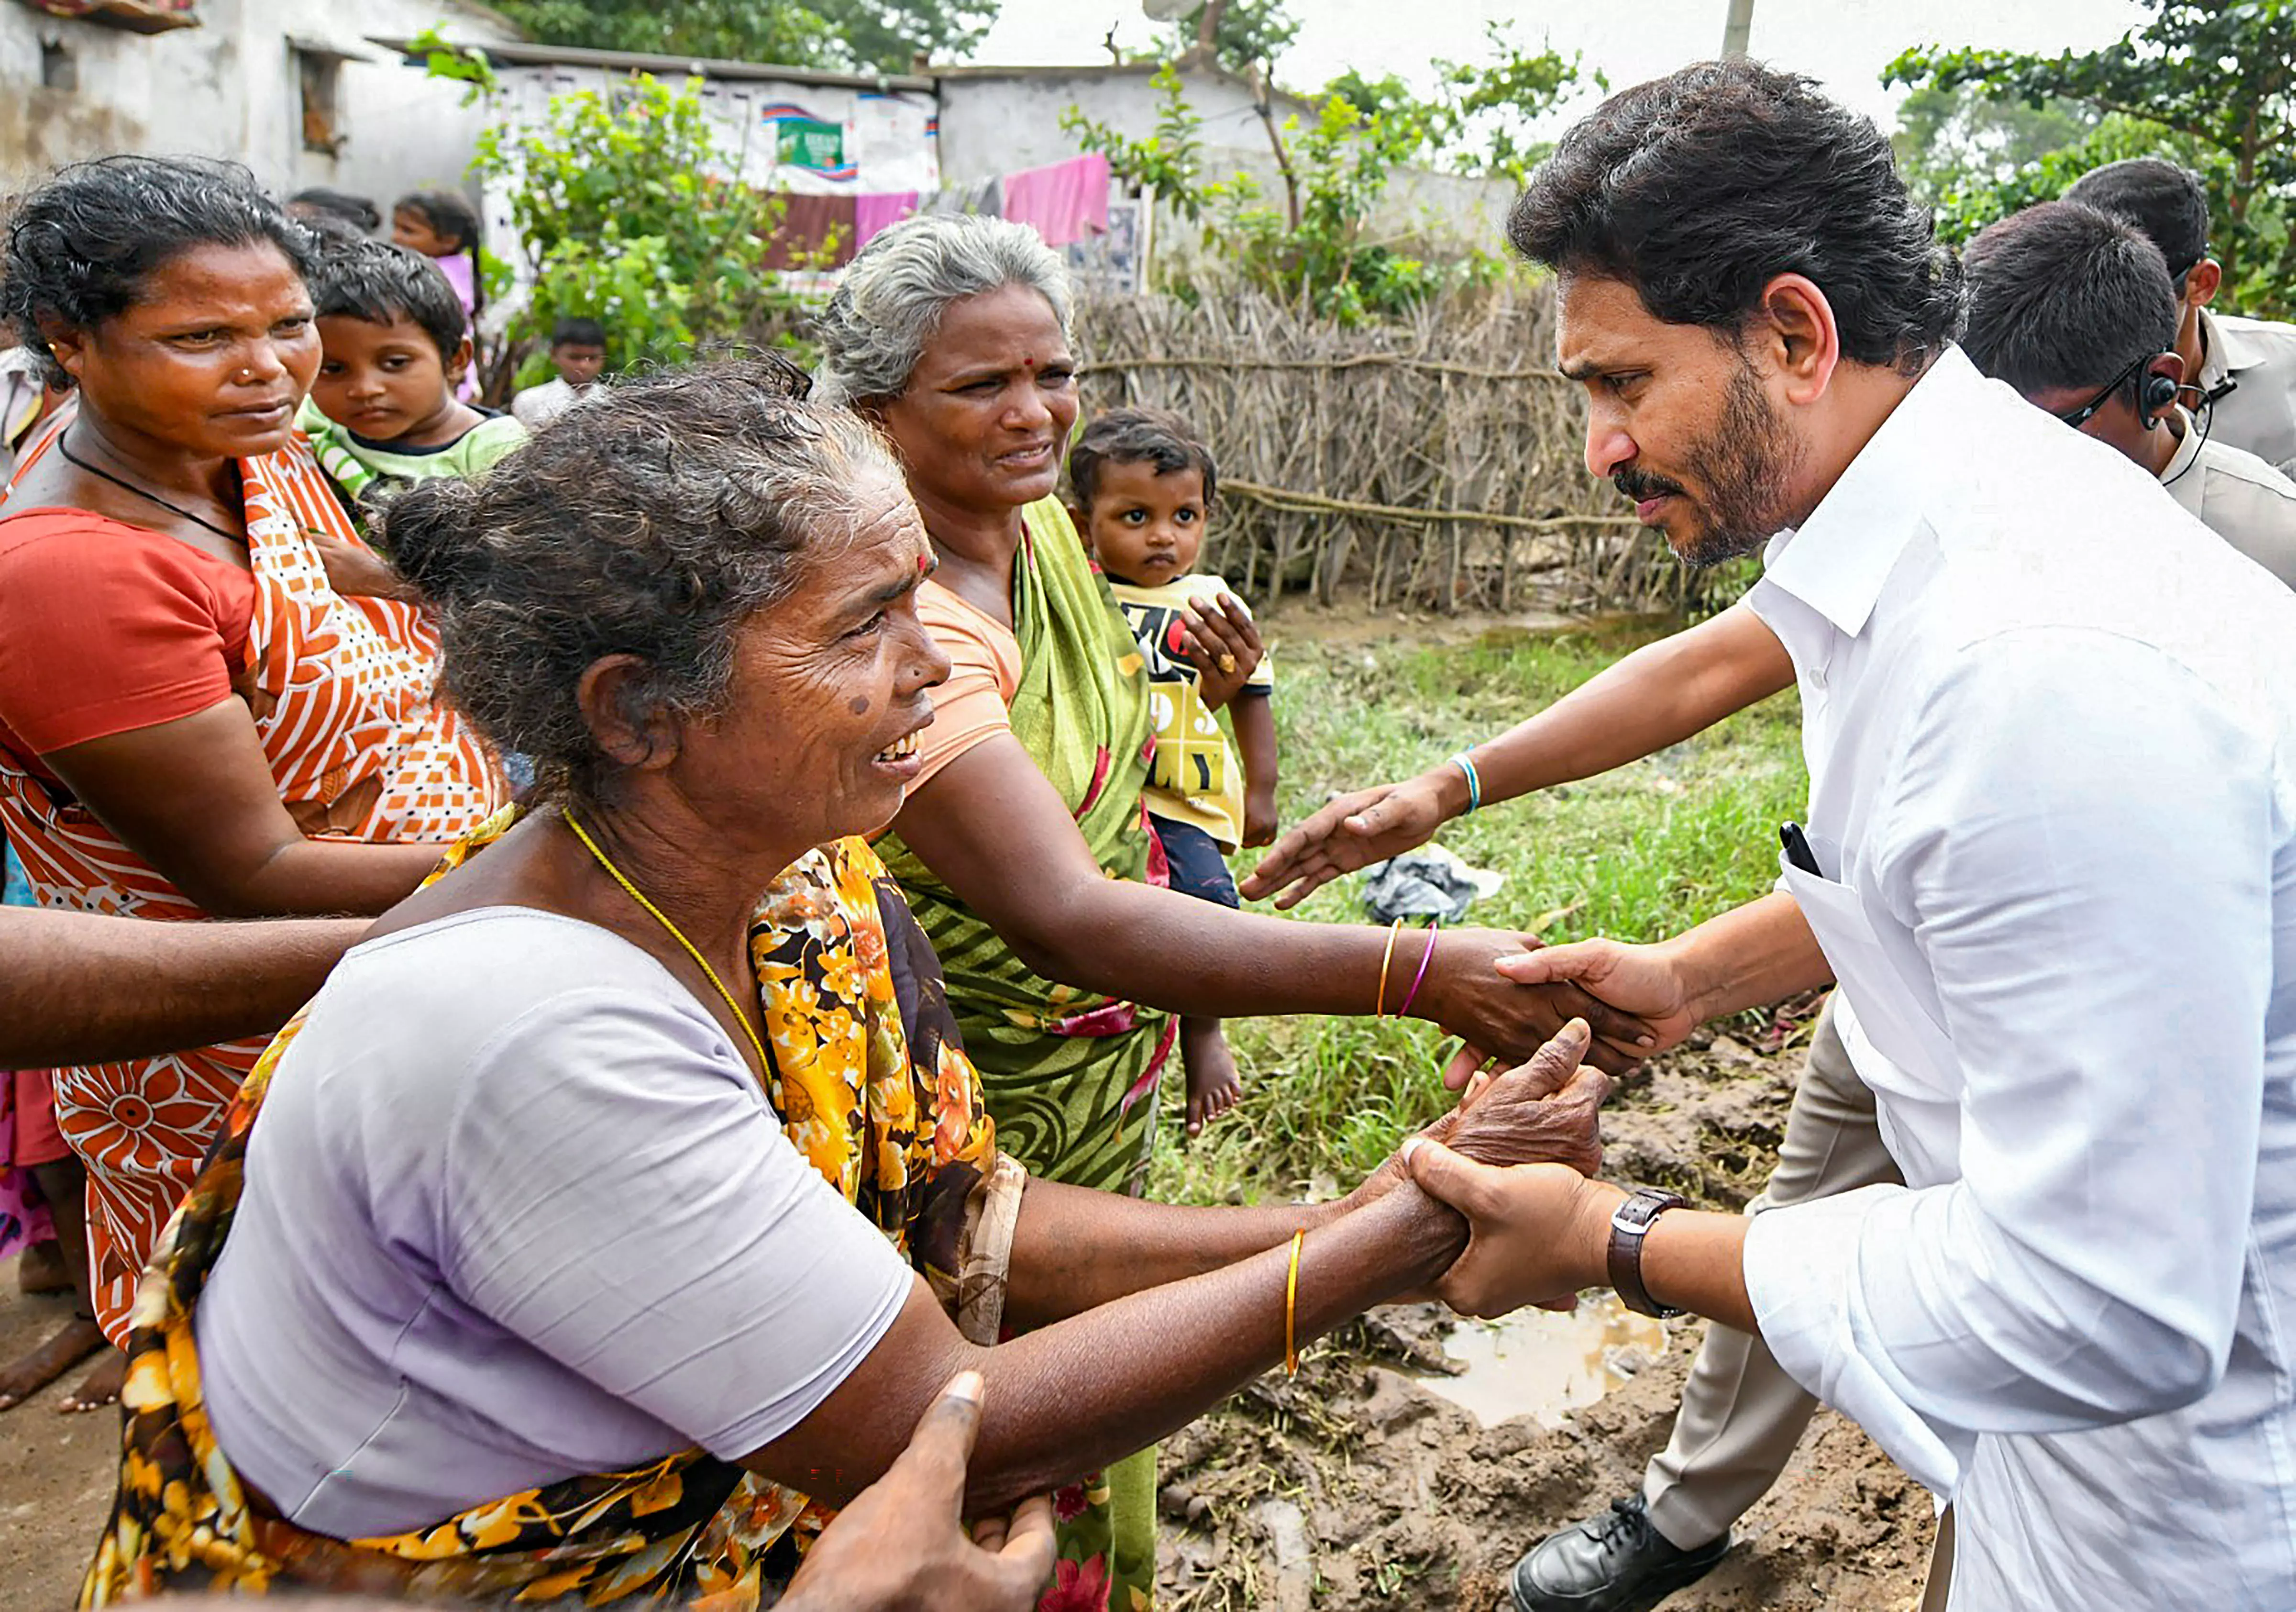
[2195,308,2296,478]
[2164,410,2296,590]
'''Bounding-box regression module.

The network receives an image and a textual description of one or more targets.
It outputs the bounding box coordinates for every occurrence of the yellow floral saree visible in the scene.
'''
[79,820,1035,1609]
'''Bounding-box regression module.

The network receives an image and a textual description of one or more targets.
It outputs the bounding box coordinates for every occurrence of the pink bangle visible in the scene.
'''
[1396,922,1441,1017]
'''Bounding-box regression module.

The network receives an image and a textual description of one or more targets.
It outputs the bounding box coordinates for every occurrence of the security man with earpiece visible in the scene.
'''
[1964,200,2296,590]
[2068,157,2296,481]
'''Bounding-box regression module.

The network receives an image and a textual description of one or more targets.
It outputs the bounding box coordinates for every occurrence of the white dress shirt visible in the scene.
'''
[2195,308,2296,478]
[1738,347,2296,1611]
[2162,410,2296,589]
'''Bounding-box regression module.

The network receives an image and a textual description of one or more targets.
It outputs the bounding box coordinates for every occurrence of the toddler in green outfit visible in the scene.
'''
[300,237,524,520]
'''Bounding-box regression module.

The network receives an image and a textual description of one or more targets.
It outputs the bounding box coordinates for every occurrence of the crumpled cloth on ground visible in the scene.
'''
[1359,844,1506,926]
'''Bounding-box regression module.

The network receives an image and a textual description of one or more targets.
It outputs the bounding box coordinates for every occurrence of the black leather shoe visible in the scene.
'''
[1511,1495,1730,1612]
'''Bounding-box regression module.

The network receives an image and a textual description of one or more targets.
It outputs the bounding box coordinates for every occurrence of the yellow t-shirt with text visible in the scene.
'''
[1107,573,1273,852]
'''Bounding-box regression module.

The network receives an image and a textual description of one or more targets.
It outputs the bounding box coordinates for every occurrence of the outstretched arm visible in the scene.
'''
[891,736,1654,1071]
[0,905,364,1065]
[1002,1019,1608,1324]
[753,1021,1610,1516]
[1244,602,1793,907]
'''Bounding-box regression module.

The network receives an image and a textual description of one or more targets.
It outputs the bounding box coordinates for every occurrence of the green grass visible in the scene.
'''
[1151,618,1806,1205]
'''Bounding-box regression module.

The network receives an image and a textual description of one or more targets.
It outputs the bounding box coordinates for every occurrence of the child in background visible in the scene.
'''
[389,189,485,399]
[511,318,610,429]
[1068,407,1277,1138]
[300,237,525,520]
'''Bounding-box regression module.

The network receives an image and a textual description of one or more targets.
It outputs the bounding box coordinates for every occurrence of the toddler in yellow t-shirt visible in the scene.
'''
[1068,407,1277,1138]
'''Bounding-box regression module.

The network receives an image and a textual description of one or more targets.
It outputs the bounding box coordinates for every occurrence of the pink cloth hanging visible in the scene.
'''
[998,155,1111,248]
[854,192,920,250]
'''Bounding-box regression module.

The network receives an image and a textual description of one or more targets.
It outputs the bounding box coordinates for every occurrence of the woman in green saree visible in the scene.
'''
[817,216,1653,1605]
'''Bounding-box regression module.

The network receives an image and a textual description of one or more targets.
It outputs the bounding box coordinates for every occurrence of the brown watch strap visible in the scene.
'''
[1607,1187,1688,1318]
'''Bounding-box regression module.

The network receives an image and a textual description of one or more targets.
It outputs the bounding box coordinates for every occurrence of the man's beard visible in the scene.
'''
[1613,361,1800,568]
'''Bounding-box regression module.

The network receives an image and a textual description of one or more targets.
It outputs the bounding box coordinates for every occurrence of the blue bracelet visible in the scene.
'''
[1449,750,1483,814]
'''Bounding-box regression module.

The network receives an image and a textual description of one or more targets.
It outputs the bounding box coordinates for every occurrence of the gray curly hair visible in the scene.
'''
[812,213,1075,407]
[380,355,907,804]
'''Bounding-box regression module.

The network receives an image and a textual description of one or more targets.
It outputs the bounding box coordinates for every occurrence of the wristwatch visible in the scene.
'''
[1607,1187,1689,1318]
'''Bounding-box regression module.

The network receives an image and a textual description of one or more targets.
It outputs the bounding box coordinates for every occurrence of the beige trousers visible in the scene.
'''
[1639,995,1903,1548]
[1922,1507,1956,1611]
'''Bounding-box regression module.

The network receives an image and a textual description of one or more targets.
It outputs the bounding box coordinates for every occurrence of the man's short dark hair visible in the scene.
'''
[308,236,468,361]
[1961,201,2179,402]
[551,317,607,350]
[1509,57,1962,374]
[1068,406,1219,511]
[2062,158,2210,281]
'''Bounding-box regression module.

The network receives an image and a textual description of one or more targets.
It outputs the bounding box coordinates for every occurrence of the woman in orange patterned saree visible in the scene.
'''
[0,158,503,1409]
[80,361,1612,1611]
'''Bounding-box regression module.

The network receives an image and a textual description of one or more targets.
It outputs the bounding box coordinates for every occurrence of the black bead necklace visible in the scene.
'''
[54,428,241,543]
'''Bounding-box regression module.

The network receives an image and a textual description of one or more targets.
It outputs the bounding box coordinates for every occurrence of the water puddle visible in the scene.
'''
[1408,1295,1670,1429]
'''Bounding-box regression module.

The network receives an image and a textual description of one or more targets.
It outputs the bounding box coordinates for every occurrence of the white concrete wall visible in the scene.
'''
[937,65,1288,189]
[935,65,1516,257]
[0,0,515,207]
[487,65,940,195]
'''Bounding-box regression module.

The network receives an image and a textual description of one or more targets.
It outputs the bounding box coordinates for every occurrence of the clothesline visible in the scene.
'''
[764,152,1115,268]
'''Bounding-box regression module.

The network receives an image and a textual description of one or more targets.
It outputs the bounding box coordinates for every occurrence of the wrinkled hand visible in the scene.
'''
[309,528,419,602]
[1404,1143,1619,1319]
[780,1371,1055,1612]
[1178,593,1263,710]
[1421,928,1656,1078]
[1240,773,1453,910]
[1490,938,1702,1056]
[1442,1020,1608,1176]
[1351,1018,1609,1212]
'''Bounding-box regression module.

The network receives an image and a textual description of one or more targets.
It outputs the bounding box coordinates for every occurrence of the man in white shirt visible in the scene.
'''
[2066,158,2296,477]
[1962,199,2296,588]
[1396,59,2296,1612]
[1248,183,2296,1612]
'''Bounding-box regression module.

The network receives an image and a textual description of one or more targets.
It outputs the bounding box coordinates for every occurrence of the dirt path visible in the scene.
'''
[0,1278,114,1612]
[0,1030,1926,1612]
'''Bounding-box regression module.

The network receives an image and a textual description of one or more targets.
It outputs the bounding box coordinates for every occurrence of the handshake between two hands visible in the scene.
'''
[1372,1014,1647,1323]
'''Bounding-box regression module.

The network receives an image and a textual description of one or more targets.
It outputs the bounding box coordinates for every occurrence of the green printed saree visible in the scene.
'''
[879,497,1176,1199]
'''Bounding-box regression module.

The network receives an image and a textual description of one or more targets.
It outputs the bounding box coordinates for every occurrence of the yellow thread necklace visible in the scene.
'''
[563,809,772,1076]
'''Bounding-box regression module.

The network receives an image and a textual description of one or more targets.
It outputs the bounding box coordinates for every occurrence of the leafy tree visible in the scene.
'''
[1063,65,1502,324]
[1328,24,1593,183]
[1167,0,1300,75]
[1890,81,2098,207]
[1887,0,2296,315]
[488,0,833,66]
[469,73,820,379]
[489,0,995,75]
[817,0,996,72]
[1065,63,1209,222]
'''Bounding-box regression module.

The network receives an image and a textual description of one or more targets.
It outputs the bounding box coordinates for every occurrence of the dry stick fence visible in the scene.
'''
[1076,286,1698,615]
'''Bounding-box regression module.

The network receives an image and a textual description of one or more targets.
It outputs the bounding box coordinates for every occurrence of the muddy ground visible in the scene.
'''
[0,1018,1928,1612]
[1153,1010,1934,1612]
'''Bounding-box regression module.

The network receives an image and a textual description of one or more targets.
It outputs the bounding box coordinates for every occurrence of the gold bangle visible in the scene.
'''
[1375,918,1404,1016]
[1284,1229,1305,1376]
